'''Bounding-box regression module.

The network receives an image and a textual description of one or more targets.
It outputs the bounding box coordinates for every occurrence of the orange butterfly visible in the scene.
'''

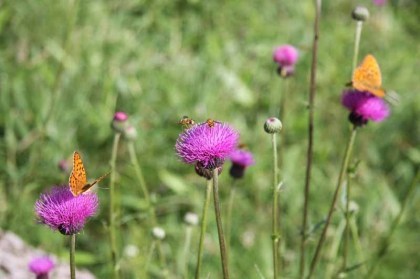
[69,151,110,197]
[350,54,385,98]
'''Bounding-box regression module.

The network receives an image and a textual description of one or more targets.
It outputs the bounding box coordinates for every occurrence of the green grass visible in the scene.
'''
[1,0,419,278]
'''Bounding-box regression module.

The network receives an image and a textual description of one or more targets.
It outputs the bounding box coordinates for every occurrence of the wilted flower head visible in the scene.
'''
[195,162,223,180]
[273,45,299,77]
[341,90,390,126]
[176,120,239,169]
[35,186,99,235]
[28,256,54,278]
[229,149,255,179]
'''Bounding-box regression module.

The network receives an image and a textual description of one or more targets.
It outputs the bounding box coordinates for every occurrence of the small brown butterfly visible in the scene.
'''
[69,151,110,197]
[349,54,385,98]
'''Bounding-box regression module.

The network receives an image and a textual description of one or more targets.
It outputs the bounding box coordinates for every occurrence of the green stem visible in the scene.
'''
[365,169,419,278]
[127,142,154,223]
[194,179,213,279]
[212,169,230,279]
[352,21,363,73]
[127,142,166,269]
[109,133,121,279]
[70,234,76,279]
[182,226,193,279]
[343,178,351,271]
[272,133,280,279]
[145,240,156,274]
[226,179,238,258]
[308,125,357,278]
[299,0,322,277]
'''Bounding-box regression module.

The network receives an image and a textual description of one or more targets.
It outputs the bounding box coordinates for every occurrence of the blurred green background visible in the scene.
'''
[0,0,419,278]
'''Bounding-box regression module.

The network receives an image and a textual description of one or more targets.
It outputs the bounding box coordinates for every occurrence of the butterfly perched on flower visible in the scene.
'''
[69,151,110,197]
[349,54,385,98]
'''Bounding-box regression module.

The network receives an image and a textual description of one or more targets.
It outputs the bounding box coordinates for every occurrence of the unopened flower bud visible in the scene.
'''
[352,6,369,21]
[58,159,69,173]
[123,125,137,141]
[264,117,282,134]
[152,227,166,240]
[184,212,199,226]
[112,112,129,133]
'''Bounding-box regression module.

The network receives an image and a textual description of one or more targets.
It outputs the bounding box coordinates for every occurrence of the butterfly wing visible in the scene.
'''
[69,151,88,196]
[352,54,385,97]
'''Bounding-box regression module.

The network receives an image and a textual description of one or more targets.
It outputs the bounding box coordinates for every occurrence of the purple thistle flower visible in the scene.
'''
[35,186,99,235]
[28,256,54,278]
[273,45,299,66]
[229,149,255,179]
[175,121,239,169]
[341,90,390,126]
[273,44,299,77]
[373,0,387,6]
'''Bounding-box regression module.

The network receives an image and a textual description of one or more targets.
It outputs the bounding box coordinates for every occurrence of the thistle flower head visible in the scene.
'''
[273,45,299,66]
[35,186,99,235]
[112,111,129,133]
[341,90,390,126]
[230,149,255,167]
[229,149,255,179]
[175,121,239,169]
[28,256,54,276]
[373,0,387,6]
[273,45,299,78]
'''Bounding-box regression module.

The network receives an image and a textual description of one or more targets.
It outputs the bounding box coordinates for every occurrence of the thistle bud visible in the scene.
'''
[151,227,166,240]
[264,117,282,134]
[123,125,138,141]
[352,6,370,21]
[111,112,129,133]
[184,212,199,226]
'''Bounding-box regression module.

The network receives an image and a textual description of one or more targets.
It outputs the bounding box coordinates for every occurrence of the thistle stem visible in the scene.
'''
[109,133,121,279]
[271,133,280,279]
[352,21,363,72]
[365,169,419,278]
[70,234,76,279]
[194,179,213,279]
[182,226,193,279]
[127,142,166,268]
[342,177,352,271]
[226,179,238,258]
[212,169,230,279]
[299,0,322,277]
[308,125,357,278]
[127,142,153,223]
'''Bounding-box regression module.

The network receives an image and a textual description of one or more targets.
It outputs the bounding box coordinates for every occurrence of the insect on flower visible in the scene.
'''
[348,54,385,98]
[178,116,196,130]
[202,118,222,128]
[69,151,110,196]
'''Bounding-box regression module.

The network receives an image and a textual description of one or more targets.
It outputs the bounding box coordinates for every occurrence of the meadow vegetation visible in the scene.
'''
[0,0,419,278]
